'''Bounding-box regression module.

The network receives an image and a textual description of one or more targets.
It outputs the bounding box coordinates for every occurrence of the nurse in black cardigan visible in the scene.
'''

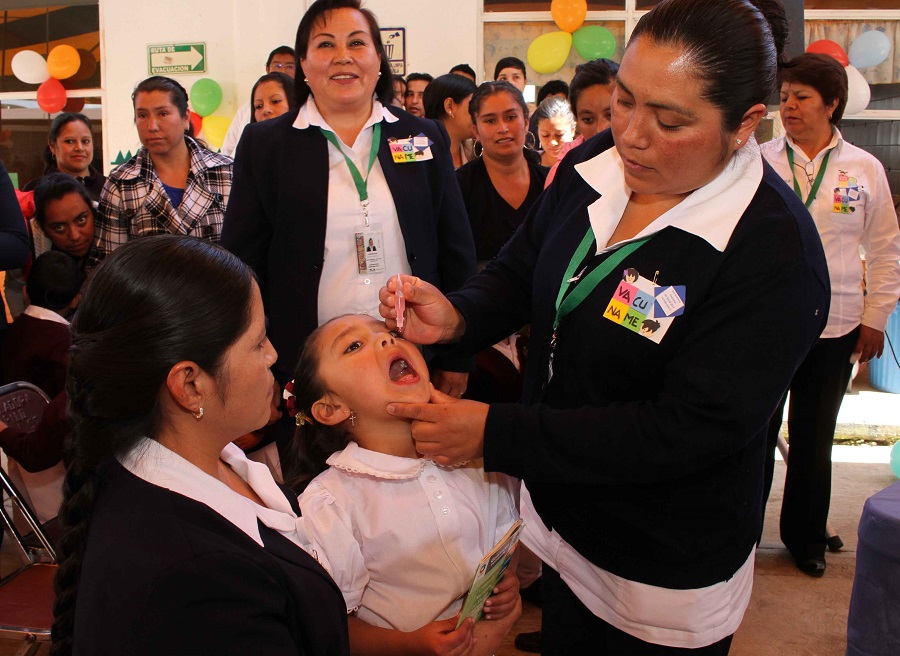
[379,0,830,653]
[221,0,475,406]
[51,235,349,656]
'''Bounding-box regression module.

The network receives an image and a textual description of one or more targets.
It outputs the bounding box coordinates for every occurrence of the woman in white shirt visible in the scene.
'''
[222,0,475,432]
[761,52,900,577]
[51,234,349,656]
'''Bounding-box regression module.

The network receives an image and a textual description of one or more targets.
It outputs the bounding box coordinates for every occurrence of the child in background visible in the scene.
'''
[286,315,521,656]
[1,250,82,397]
[1,250,81,526]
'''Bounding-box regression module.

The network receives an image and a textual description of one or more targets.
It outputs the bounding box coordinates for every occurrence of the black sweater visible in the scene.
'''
[449,133,829,589]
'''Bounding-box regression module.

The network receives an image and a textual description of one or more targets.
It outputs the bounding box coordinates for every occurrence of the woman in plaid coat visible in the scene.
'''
[90,76,232,266]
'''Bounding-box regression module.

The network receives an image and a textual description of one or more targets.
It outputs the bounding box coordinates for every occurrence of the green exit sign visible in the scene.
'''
[148,43,206,75]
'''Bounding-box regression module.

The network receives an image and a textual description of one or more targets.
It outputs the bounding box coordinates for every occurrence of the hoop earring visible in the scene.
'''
[193,407,204,420]
[524,131,537,150]
[473,140,483,158]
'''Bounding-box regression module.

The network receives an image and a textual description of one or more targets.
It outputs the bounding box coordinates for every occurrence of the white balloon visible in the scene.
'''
[848,30,892,69]
[11,50,50,85]
[844,65,871,116]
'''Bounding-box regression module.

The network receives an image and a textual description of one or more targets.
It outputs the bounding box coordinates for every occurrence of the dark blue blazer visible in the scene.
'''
[450,132,830,589]
[221,105,475,380]
[74,460,349,656]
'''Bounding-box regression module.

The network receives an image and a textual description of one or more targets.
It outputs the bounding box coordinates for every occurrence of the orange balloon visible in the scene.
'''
[551,0,587,34]
[47,45,80,80]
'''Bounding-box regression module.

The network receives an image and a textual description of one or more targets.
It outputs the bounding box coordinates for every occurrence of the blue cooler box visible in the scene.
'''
[870,301,900,394]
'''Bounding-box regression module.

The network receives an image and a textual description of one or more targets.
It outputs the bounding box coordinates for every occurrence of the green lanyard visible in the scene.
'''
[320,121,382,225]
[547,230,651,382]
[786,145,831,210]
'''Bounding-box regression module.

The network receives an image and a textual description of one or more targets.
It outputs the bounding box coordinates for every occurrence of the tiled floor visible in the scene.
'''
[2,375,897,655]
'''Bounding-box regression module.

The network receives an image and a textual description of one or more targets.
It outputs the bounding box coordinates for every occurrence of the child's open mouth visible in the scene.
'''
[388,356,419,384]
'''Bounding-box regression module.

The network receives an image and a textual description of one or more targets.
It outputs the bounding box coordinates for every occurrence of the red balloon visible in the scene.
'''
[63,96,86,113]
[37,78,67,113]
[807,40,849,67]
[189,111,203,137]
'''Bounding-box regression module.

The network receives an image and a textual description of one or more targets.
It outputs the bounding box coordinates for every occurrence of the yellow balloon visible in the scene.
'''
[201,115,231,151]
[47,45,80,80]
[551,0,587,34]
[527,32,573,75]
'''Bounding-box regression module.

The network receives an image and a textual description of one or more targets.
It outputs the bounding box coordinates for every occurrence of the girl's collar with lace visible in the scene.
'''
[325,441,470,480]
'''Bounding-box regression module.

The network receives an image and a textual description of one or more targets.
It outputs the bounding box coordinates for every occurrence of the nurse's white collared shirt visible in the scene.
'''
[761,129,900,339]
[120,438,312,552]
[293,97,410,325]
[523,138,764,649]
[23,304,70,326]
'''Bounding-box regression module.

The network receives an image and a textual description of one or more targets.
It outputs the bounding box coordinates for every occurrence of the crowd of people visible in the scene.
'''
[1,0,899,654]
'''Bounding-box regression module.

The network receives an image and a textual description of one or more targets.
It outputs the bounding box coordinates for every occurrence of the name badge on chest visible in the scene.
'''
[388,133,434,163]
[603,268,686,343]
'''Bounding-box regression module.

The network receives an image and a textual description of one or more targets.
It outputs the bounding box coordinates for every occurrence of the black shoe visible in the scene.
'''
[514,630,541,653]
[827,534,844,552]
[796,555,826,577]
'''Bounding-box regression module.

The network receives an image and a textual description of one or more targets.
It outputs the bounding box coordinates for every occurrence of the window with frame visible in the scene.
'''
[0,1,101,190]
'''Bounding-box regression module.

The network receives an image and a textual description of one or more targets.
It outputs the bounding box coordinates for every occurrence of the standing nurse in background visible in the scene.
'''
[761,52,900,578]
[222,0,475,464]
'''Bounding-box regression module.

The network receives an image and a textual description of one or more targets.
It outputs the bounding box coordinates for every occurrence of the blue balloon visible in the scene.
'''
[848,30,891,69]
[891,442,900,479]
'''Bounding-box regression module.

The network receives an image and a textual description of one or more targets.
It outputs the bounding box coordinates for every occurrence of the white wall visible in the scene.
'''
[362,0,480,79]
[98,0,480,171]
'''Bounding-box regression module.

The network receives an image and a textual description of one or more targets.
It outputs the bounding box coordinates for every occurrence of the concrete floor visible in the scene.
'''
[492,450,898,656]
[1,373,898,655]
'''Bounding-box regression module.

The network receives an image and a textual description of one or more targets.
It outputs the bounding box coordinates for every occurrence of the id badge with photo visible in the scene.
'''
[355,224,385,275]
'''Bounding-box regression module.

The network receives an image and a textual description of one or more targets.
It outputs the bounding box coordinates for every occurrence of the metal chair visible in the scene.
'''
[0,382,58,654]
[0,460,57,655]
[0,381,63,548]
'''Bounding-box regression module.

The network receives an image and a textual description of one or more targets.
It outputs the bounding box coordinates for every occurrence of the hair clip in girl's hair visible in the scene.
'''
[284,380,314,427]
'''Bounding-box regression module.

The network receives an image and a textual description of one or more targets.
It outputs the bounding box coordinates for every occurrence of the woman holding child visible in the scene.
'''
[380,0,830,653]
[51,235,349,655]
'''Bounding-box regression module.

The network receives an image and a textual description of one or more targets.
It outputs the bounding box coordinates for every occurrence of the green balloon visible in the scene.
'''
[892,442,900,479]
[190,78,223,117]
[573,26,616,61]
